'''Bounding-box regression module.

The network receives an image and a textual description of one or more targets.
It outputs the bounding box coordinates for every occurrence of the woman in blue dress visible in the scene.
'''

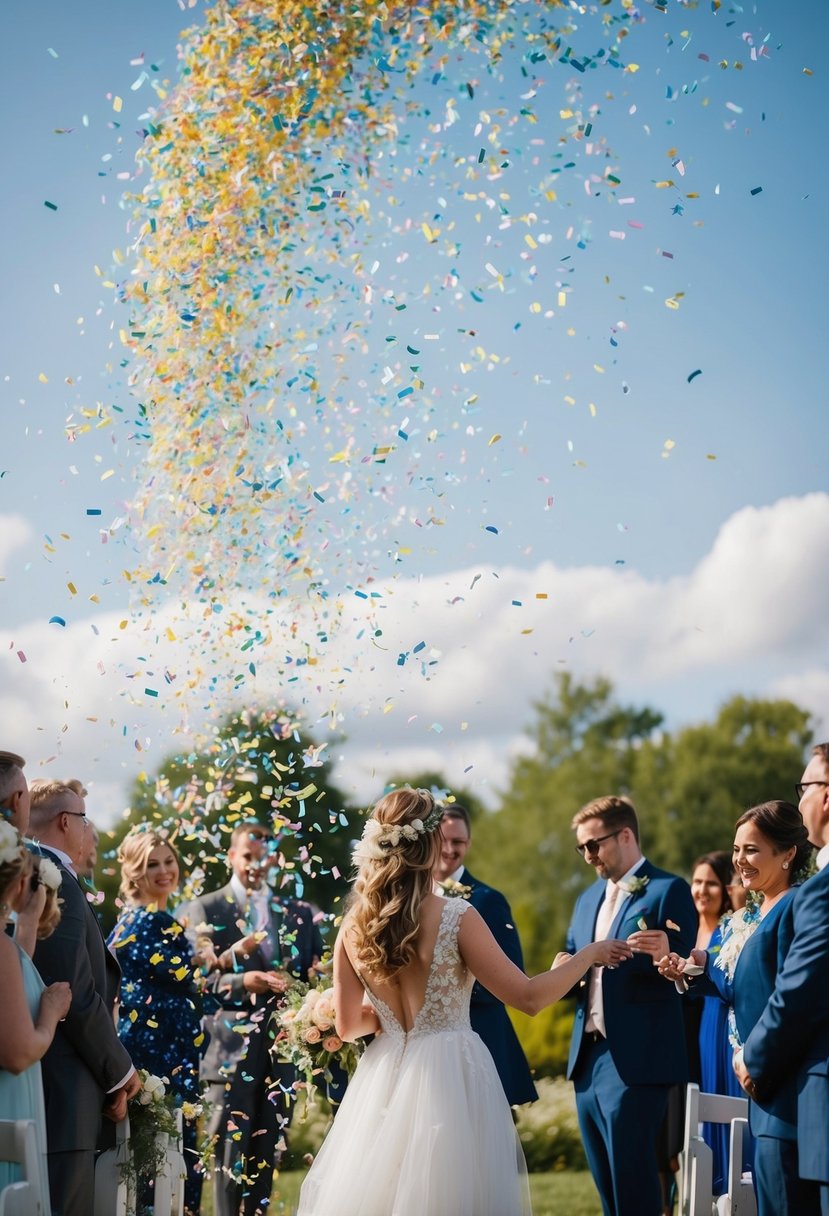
[661,802,815,1216]
[108,827,207,1215]
[689,850,754,1193]
[0,823,71,1212]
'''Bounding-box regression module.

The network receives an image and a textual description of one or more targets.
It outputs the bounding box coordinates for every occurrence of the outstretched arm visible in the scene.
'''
[459,905,631,1016]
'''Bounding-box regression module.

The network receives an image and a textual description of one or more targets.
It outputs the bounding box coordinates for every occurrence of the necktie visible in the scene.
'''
[587,881,620,1037]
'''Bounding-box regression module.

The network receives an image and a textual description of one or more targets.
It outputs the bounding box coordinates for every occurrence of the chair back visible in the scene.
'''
[679,1084,756,1216]
[0,1120,43,1216]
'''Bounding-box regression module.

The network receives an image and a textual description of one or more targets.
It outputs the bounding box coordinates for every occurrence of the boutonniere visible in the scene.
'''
[439,879,472,900]
[618,875,649,896]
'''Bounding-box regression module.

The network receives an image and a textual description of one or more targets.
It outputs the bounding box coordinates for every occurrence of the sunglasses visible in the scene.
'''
[575,829,622,857]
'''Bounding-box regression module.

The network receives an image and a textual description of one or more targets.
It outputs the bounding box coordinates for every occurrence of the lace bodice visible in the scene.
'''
[364,899,474,1045]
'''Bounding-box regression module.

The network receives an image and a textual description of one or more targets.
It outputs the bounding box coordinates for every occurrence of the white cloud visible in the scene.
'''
[2,493,828,821]
[0,514,33,568]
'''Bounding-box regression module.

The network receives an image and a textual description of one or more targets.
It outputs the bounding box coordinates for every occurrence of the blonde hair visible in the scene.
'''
[28,780,79,831]
[31,855,62,939]
[0,827,28,907]
[117,827,180,904]
[349,789,442,983]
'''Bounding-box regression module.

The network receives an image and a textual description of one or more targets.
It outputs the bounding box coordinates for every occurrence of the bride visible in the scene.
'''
[297,788,632,1216]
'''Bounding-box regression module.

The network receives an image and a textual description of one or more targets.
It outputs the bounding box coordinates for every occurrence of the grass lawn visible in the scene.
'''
[201,1169,603,1214]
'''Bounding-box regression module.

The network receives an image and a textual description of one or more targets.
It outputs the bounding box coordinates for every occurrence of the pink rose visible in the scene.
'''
[322,1035,343,1053]
[304,1026,322,1044]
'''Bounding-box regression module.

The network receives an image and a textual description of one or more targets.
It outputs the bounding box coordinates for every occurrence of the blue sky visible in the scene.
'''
[2,0,828,818]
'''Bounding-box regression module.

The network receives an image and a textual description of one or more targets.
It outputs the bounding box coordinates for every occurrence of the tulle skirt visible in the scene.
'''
[297,1026,532,1216]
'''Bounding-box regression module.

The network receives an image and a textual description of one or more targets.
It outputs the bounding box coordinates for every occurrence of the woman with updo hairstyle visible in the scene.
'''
[0,824,71,1204]
[659,802,814,1216]
[107,826,206,1216]
[298,787,634,1216]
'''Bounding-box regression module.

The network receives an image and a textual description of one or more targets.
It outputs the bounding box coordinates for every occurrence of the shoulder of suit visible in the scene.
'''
[640,863,688,886]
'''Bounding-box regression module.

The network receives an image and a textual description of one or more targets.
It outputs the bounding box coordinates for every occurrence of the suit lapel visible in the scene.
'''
[610,859,654,937]
[583,882,606,941]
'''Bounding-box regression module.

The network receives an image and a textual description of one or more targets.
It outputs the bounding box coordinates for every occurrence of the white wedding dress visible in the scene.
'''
[297,898,532,1216]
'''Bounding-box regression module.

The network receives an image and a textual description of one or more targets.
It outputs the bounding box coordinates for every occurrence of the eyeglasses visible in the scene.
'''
[63,811,89,823]
[795,780,829,801]
[575,830,622,857]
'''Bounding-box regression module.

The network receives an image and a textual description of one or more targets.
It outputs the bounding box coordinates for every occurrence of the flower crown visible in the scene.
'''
[352,798,444,864]
[0,819,25,869]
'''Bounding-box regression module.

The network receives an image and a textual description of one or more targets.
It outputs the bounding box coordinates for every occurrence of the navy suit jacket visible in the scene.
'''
[32,849,132,1152]
[460,868,537,1106]
[566,859,696,1085]
[744,867,829,1182]
[179,882,322,1084]
[701,890,797,1139]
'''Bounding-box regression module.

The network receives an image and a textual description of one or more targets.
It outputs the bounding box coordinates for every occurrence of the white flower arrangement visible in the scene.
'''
[137,1072,167,1105]
[36,857,62,891]
[618,874,649,896]
[439,878,472,900]
[0,820,23,868]
[121,1069,179,1213]
[352,816,427,863]
[713,902,762,982]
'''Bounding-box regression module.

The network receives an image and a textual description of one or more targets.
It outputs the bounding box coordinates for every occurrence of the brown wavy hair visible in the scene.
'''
[349,789,443,983]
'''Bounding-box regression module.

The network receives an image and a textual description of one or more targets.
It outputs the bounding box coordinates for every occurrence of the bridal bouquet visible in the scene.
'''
[273,982,362,1104]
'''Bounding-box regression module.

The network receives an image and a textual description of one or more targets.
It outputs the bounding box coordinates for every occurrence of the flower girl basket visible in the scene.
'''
[94,1111,186,1216]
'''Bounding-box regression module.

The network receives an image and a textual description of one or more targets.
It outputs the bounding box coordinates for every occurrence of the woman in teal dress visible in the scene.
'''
[0,823,70,1210]
[108,827,208,1216]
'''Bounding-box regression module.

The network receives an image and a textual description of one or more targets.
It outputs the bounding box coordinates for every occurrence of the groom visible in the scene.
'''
[565,795,695,1216]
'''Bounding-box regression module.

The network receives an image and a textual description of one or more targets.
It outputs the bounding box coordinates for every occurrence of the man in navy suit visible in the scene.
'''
[179,822,323,1216]
[28,780,139,1215]
[566,795,696,1216]
[435,805,537,1106]
[740,744,829,1216]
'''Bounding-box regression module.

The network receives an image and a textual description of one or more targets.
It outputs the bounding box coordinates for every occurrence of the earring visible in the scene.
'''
[782,861,789,870]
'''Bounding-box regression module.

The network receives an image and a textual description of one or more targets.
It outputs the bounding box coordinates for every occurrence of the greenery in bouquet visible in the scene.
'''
[272,981,362,1107]
[121,1070,180,1209]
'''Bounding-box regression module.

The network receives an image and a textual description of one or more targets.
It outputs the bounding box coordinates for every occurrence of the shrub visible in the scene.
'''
[516,1077,587,1172]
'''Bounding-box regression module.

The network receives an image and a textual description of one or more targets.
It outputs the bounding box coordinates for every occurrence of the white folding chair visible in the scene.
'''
[153,1109,186,1216]
[93,1116,130,1216]
[679,1084,757,1216]
[0,1119,44,1216]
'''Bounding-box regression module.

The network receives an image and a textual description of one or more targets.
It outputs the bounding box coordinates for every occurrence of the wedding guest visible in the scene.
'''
[179,822,323,1216]
[566,795,696,1216]
[739,746,829,1216]
[659,801,814,1216]
[433,804,537,1106]
[28,780,139,1216]
[108,827,207,1216]
[689,851,752,1193]
[0,822,71,1207]
[62,780,98,887]
[0,750,30,834]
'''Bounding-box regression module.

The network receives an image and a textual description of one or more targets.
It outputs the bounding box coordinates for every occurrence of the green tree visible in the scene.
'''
[476,673,664,978]
[638,694,814,874]
[472,674,664,1076]
[97,707,356,933]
